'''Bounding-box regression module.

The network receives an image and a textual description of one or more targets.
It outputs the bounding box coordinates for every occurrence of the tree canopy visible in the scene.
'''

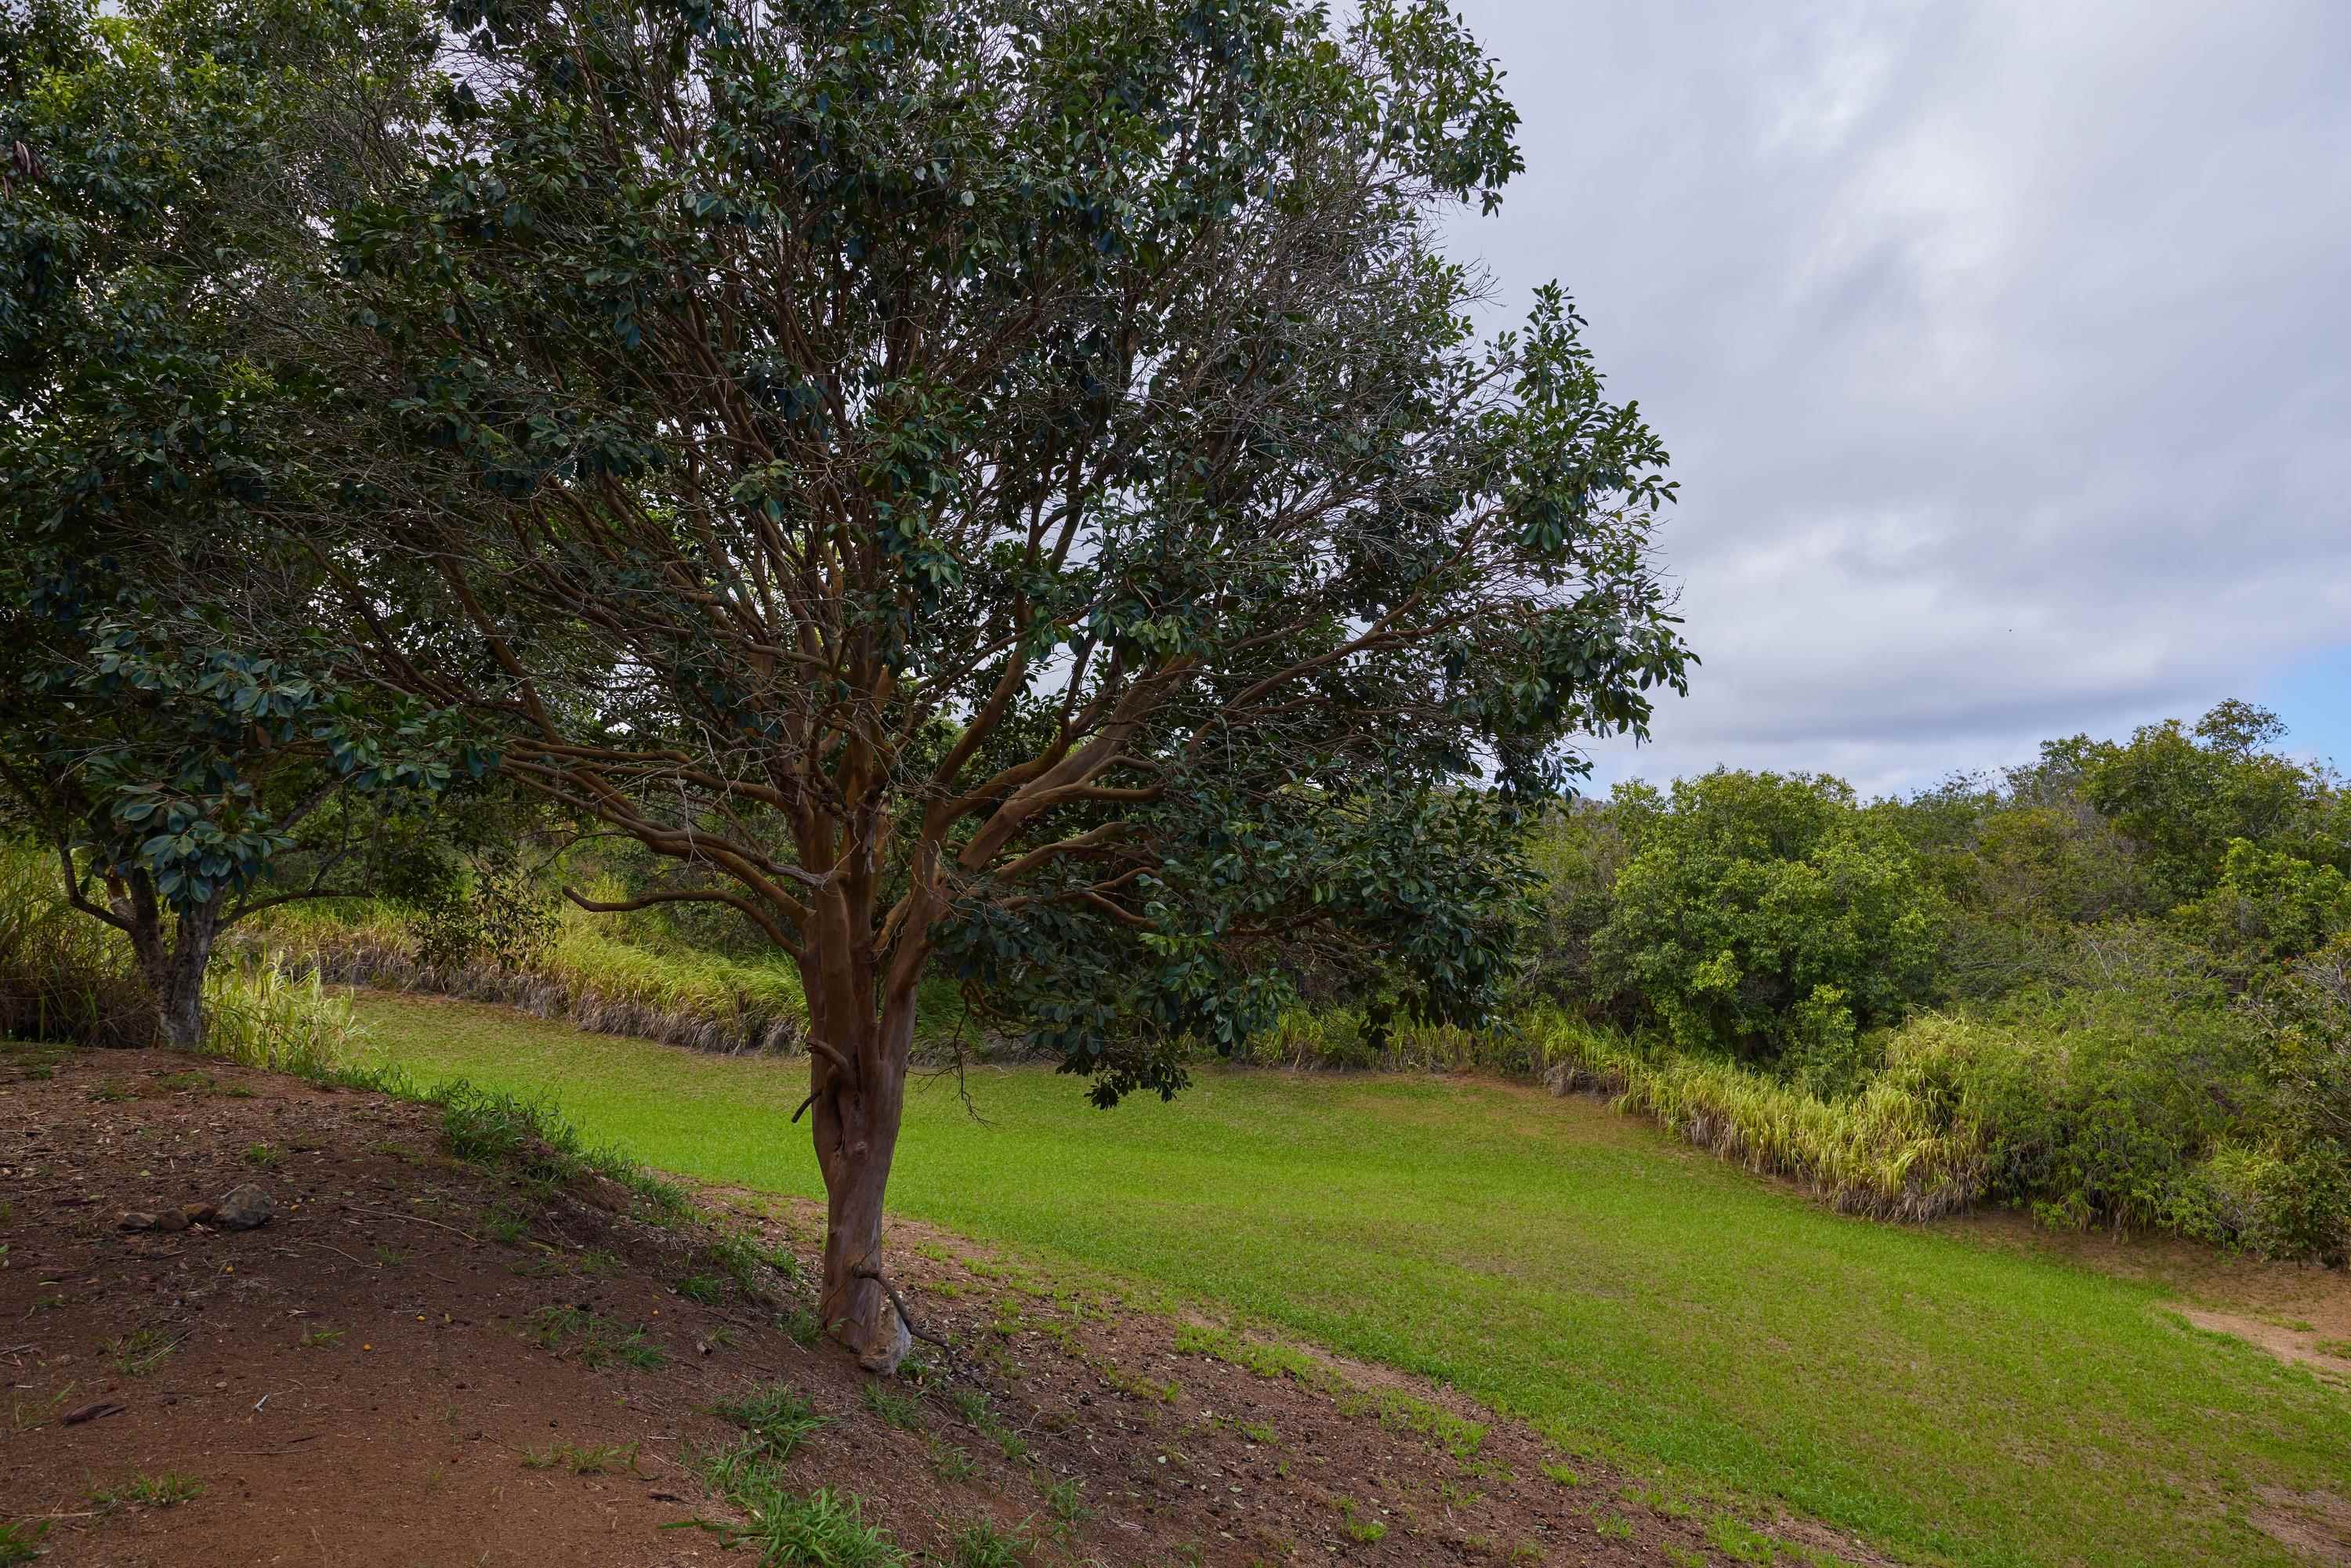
[8,0,1694,1368]
[0,0,480,1043]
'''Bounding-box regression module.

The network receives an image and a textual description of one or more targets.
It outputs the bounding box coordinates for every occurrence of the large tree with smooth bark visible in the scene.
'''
[315,0,1693,1367]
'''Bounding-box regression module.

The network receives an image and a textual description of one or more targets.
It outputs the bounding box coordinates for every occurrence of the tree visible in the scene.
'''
[1588,771,1942,1070]
[0,0,476,1045]
[2081,703,2338,904]
[315,0,1691,1367]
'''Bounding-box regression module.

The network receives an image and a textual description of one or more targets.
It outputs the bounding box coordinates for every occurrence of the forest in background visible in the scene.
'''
[9,698,2344,1262]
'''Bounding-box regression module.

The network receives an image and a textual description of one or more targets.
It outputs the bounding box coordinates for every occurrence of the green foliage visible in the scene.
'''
[0,0,485,1044]
[1584,772,1943,1062]
[1509,701,2351,1262]
[712,1382,831,1462]
[311,0,1694,1126]
[0,1519,45,1565]
[2078,702,2338,904]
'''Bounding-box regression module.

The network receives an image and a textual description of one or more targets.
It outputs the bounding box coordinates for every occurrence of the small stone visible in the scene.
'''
[151,1207,190,1233]
[184,1204,218,1226]
[118,1211,158,1232]
[216,1184,274,1230]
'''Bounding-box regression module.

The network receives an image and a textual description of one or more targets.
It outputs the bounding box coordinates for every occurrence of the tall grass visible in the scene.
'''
[201,959,374,1078]
[1532,1012,1993,1222]
[1241,1004,1987,1222]
[248,896,809,1056]
[0,846,152,1048]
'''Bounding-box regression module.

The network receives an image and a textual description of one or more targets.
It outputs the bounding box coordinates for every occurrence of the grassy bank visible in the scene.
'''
[352,990,2350,1568]
[248,899,810,1055]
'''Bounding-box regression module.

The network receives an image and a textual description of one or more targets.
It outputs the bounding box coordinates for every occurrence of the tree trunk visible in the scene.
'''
[120,879,221,1051]
[810,987,918,1371]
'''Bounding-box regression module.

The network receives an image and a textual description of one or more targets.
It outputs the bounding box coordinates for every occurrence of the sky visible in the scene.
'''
[1442,0,2351,797]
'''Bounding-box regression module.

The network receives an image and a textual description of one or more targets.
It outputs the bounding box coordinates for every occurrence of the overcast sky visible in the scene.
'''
[1443,0,2351,797]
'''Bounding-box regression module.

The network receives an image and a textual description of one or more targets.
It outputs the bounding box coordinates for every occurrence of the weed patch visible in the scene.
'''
[92,1472,204,1510]
[530,1305,665,1371]
[861,1379,925,1432]
[713,1382,831,1461]
[521,1442,639,1476]
[106,1327,178,1378]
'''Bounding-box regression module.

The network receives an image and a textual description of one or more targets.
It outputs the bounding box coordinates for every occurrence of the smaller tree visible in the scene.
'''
[1589,770,1942,1070]
[0,602,486,1045]
[2081,702,2338,904]
[0,0,467,1045]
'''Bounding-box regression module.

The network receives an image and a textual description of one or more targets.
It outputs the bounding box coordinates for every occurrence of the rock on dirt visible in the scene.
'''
[216,1182,274,1229]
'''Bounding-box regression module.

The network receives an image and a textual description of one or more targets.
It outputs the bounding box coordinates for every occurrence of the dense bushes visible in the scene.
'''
[1568,772,1943,1074]
[1519,701,2351,1262]
[0,847,153,1048]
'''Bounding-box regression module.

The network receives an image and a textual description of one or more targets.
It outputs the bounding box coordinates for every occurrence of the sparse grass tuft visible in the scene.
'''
[521,1441,639,1475]
[92,1472,204,1509]
[107,1327,178,1378]
[705,1229,799,1298]
[713,1382,831,1460]
[676,1272,726,1305]
[242,1142,282,1169]
[686,1476,905,1566]
[297,1326,345,1349]
[1334,1497,1386,1545]
[861,1378,925,1432]
[529,1305,665,1370]
[1038,1474,1091,1530]
[930,1440,977,1482]
[944,1517,1031,1568]
[778,1304,824,1347]
[9,1385,70,1433]
[0,1520,46,1565]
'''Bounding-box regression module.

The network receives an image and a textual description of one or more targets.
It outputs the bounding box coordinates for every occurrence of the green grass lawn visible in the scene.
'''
[352,991,2349,1568]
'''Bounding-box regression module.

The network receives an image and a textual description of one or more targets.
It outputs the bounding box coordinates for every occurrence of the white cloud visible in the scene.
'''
[1449,0,2351,797]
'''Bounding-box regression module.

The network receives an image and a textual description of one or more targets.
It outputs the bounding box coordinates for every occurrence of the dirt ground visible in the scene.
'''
[0,1043,1888,1567]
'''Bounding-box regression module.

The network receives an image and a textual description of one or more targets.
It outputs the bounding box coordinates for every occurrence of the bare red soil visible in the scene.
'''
[0,1045,1875,1566]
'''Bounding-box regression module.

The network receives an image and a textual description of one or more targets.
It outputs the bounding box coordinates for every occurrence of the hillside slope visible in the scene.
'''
[0,1043,1871,1567]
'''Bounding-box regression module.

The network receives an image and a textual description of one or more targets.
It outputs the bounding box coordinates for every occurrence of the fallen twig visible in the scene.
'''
[346,1204,481,1244]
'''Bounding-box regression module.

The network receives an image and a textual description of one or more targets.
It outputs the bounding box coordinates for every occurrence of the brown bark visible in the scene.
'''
[118,878,220,1051]
[809,985,917,1371]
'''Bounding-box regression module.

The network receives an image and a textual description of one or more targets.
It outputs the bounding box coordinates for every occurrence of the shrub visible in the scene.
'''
[0,843,152,1047]
[1584,771,1943,1062]
[2193,1143,2351,1266]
